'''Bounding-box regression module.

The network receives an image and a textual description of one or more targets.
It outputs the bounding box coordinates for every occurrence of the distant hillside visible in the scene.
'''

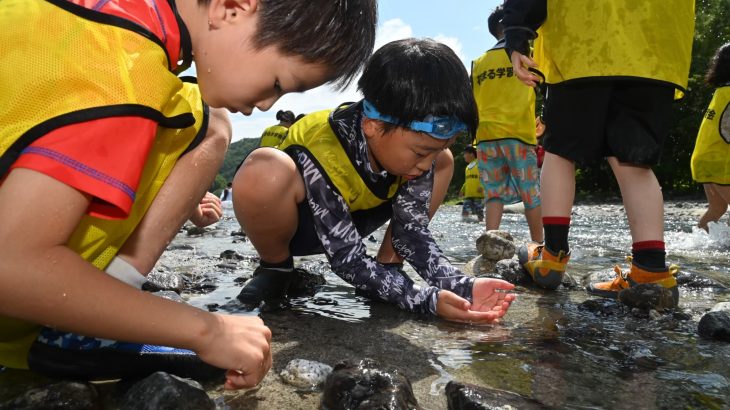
[219,138,260,183]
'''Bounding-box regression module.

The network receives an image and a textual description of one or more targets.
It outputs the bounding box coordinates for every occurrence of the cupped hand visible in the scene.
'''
[195,314,273,390]
[510,51,541,87]
[190,192,223,227]
[436,279,516,325]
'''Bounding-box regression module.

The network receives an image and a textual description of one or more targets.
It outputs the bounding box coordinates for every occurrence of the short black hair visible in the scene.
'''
[357,38,478,139]
[464,146,477,156]
[706,43,730,87]
[488,5,505,39]
[197,0,377,90]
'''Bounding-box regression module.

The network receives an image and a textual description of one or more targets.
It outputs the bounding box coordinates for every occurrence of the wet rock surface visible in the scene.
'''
[120,372,214,410]
[445,381,544,409]
[698,311,730,341]
[321,359,419,410]
[475,230,515,261]
[279,359,332,390]
[0,381,100,410]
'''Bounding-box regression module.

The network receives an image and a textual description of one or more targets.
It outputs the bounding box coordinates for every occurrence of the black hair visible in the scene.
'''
[464,146,477,156]
[487,5,505,40]
[294,113,306,123]
[706,43,730,87]
[276,110,295,123]
[196,0,377,90]
[357,38,478,138]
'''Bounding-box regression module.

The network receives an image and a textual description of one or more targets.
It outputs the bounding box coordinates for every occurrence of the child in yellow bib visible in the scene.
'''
[0,0,377,389]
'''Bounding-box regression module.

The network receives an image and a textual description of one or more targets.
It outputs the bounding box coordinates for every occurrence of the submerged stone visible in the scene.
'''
[280,359,332,390]
[120,372,214,410]
[288,268,326,297]
[495,258,530,285]
[321,359,418,410]
[445,381,543,409]
[463,255,498,277]
[0,381,99,410]
[698,311,730,342]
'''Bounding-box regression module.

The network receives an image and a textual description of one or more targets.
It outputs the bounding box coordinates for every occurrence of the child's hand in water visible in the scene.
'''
[436,278,516,324]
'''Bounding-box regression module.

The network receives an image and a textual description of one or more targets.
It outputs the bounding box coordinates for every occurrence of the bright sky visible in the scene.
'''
[187,0,503,141]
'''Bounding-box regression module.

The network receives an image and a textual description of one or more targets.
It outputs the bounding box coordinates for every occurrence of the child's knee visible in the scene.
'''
[234,149,301,200]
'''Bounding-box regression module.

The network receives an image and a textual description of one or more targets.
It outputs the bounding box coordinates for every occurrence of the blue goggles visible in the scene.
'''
[362,100,469,140]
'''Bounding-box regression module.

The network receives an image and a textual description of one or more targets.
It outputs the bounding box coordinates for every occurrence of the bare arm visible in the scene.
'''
[0,168,270,389]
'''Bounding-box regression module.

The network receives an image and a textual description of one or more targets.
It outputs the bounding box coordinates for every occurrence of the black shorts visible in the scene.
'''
[542,80,675,166]
[289,200,393,256]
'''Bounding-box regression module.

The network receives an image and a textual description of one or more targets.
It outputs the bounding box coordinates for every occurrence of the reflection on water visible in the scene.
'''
[176,202,729,408]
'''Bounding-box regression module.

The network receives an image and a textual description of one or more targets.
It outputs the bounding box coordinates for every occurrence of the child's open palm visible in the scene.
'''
[437,278,516,324]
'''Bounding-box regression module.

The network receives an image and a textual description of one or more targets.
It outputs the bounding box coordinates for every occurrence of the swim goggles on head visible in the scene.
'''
[362,99,469,140]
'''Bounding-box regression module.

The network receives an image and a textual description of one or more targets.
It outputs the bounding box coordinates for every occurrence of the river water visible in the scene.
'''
[169,201,730,409]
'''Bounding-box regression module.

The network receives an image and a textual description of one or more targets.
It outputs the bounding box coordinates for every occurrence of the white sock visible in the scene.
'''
[105,256,147,289]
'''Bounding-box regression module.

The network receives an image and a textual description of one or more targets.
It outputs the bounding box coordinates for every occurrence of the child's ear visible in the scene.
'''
[209,0,258,27]
[361,118,383,139]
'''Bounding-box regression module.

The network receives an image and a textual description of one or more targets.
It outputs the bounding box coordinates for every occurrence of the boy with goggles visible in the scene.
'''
[232,38,516,323]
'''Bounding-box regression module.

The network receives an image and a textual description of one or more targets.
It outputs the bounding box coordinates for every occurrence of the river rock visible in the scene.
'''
[475,231,515,261]
[675,270,727,290]
[445,381,543,409]
[618,284,676,311]
[288,268,327,297]
[462,255,497,277]
[0,382,99,410]
[495,259,531,285]
[142,270,184,293]
[321,359,418,410]
[185,226,207,236]
[120,372,214,410]
[698,311,730,342]
[219,249,245,260]
[280,359,332,390]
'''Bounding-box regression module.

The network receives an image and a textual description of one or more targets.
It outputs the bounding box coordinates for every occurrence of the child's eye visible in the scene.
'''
[413,151,427,158]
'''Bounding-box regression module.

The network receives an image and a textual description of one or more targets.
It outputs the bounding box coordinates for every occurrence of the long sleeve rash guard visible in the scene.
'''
[288,103,475,315]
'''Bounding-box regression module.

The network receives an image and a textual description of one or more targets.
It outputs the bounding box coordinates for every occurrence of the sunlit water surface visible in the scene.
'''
[169,202,729,408]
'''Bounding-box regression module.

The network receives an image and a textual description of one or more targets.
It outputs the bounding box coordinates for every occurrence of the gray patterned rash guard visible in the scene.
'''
[287,102,475,315]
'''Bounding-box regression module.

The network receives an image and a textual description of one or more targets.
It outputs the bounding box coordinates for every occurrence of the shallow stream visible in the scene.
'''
[171,201,730,409]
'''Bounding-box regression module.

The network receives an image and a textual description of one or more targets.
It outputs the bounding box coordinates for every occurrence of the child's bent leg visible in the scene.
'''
[232,148,305,264]
[377,149,453,263]
[117,108,232,275]
[233,148,305,304]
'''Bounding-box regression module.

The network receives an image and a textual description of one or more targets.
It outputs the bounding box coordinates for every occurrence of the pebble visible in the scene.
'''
[280,359,332,390]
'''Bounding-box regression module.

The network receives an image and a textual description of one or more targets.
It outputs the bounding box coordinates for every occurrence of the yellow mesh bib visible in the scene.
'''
[691,87,730,185]
[472,45,536,145]
[279,109,402,211]
[533,0,694,99]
